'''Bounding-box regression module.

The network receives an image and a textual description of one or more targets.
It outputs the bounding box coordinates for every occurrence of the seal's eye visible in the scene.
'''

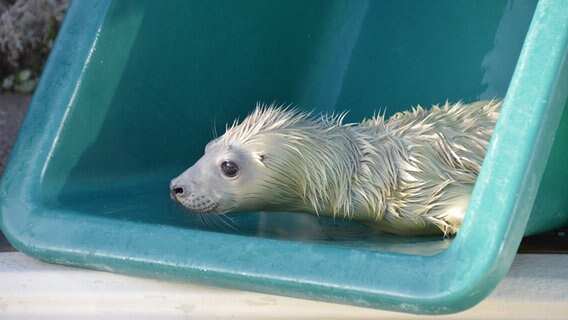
[221,161,239,177]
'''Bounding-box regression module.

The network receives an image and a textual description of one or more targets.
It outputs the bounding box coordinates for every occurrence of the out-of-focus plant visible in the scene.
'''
[0,0,69,93]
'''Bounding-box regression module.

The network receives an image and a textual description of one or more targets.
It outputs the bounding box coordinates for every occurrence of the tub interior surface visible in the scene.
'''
[42,0,537,255]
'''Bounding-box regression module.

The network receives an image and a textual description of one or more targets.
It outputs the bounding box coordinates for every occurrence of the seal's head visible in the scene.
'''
[170,104,328,214]
[169,134,269,214]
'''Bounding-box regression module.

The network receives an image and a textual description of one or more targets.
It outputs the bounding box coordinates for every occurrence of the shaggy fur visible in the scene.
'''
[171,100,501,235]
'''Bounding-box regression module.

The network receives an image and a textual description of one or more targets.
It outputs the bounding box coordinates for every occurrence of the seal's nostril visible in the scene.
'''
[173,187,185,195]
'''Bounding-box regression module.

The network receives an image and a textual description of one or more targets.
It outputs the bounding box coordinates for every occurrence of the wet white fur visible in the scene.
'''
[171,100,500,235]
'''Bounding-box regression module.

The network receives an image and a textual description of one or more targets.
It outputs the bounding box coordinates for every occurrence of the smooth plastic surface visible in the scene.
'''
[1,0,567,315]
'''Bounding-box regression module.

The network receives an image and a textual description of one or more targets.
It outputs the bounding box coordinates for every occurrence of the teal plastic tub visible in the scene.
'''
[1,0,567,314]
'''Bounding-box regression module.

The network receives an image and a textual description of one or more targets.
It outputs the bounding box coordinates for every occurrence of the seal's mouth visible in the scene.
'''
[172,194,221,214]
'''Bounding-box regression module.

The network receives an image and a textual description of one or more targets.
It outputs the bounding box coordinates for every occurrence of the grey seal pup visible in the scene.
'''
[170,100,500,235]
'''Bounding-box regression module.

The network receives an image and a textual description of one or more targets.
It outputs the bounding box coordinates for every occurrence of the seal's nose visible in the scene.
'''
[170,180,189,200]
[172,185,185,196]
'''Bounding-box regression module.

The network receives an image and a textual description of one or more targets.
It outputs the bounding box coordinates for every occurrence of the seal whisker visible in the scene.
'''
[216,214,243,232]
[212,116,219,139]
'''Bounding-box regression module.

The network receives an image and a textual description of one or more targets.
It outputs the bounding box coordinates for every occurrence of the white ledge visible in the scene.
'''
[0,252,566,319]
